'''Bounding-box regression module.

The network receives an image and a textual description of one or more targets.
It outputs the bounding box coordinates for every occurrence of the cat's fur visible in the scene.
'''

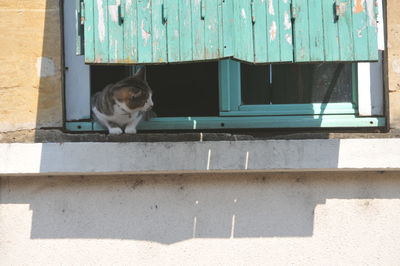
[91,67,154,134]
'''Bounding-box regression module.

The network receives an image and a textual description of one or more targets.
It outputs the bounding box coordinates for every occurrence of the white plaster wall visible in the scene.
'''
[1,172,400,266]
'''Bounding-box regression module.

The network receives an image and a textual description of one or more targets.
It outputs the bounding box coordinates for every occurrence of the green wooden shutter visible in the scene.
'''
[78,0,378,64]
[250,0,293,63]
[222,0,293,63]
[81,0,225,64]
[292,0,379,62]
[79,0,293,64]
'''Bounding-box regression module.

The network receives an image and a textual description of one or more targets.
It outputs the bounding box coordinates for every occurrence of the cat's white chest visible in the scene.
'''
[92,105,140,127]
[108,104,139,126]
[109,113,132,126]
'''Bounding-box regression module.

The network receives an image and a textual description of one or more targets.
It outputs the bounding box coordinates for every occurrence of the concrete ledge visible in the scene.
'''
[1,139,400,175]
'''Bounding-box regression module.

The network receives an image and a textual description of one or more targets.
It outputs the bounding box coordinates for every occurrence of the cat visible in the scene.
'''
[91,67,154,135]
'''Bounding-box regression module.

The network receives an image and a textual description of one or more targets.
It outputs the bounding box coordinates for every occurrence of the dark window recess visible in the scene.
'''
[241,63,353,105]
[241,64,271,105]
[90,65,132,95]
[147,62,219,117]
[90,63,219,118]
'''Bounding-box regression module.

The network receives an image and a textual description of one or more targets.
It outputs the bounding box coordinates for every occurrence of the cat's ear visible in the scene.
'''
[134,67,146,82]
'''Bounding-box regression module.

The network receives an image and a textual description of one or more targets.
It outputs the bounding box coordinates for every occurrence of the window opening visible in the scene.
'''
[147,62,219,117]
[89,62,219,118]
[90,65,132,95]
[241,63,354,105]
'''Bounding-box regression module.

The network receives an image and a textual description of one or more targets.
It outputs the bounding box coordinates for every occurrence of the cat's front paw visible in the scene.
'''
[124,126,137,134]
[108,127,123,135]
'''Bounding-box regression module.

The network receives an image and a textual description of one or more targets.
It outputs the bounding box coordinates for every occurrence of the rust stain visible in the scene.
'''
[116,58,138,64]
[95,56,103,63]
[269,21,277,41]
[354,0,365,13]
[205,49,210,59]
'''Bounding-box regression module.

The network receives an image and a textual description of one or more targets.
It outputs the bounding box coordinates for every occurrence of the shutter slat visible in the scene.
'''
[179,0,193,61]
[253,0,268,63]
[279,0,293,62]
[267,0,280,62]
[167,0,180,62]
[366,0,378,60]
[322,0,340,61]
[293,0,311,62]
[352,0,370,60]
[233,0,254,62]
[83,0,95,61]
[308,0,325,61]
[152,0,167,63]
[108,0,124,62]
[222,0,234,57]
[94,0,109,62]
[191,0,205,60]
[218,0,224,58]
[204,0,220,59]
[124,0,138,62]
[137,0,153,63]
[337,0,355,60]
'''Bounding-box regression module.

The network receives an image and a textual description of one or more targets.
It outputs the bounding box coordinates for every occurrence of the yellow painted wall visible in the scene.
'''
[0,0,399,132]
[0,0,62,132]
[387,0,400,129]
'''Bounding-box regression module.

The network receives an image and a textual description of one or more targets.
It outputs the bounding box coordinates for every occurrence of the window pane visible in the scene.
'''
[241,63,354,105]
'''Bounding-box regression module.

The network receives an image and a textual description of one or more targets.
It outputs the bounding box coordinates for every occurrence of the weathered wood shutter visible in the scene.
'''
[240,0,293,63]
[78,0,378,64]
[292,0,379,62]
[78,0,225,64]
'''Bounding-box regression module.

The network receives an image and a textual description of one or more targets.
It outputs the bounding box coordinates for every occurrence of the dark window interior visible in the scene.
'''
[91,65,132,94]
[90,62,353,120]
[241,64,271,105]
[90,62,219,117]
[241,63,354,105]
[147,62,219,117]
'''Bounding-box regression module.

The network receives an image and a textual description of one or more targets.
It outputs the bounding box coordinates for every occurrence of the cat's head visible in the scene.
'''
[111,67,153,113]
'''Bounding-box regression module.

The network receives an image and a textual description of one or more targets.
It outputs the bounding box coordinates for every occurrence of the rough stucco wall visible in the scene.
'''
[1,172,400,265]
[387,0,400,129]
[0,0,62,132]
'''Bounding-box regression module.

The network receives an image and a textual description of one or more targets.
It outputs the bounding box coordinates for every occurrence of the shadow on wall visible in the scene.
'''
[35,0,63,139]
[1,172,400,244]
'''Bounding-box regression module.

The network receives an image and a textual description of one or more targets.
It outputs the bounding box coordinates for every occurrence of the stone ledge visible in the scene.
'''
[0,128,398,143]
[1,139,400,175]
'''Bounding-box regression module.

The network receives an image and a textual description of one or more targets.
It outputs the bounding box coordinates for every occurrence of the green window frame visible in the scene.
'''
[66,0,385,132]
[66,59,385,132]
[219,60,359,117]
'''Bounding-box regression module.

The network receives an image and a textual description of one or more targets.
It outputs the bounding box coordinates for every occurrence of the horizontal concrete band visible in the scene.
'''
[1,139,400,175]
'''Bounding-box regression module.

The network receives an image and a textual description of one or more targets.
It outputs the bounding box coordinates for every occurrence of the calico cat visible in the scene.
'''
[91,67,154,134]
